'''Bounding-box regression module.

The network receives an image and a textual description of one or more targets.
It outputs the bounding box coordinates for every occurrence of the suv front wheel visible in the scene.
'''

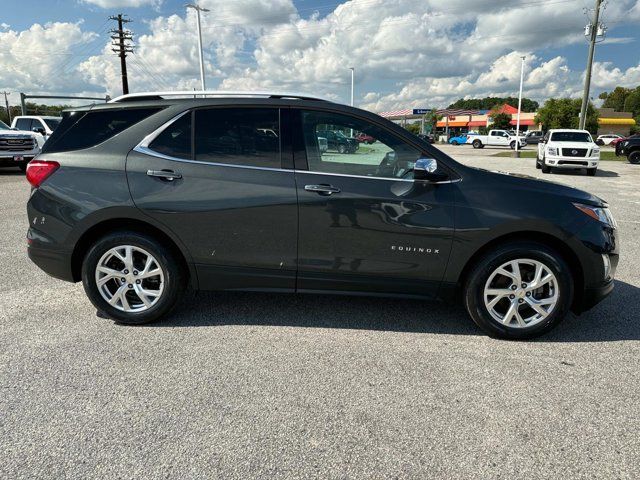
[463,242,573,339]
[81,231,186,325]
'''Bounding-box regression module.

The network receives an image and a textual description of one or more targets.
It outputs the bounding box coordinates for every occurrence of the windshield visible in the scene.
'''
[550,131,592,142]
[0,121,9,130]
[44,118,61,130]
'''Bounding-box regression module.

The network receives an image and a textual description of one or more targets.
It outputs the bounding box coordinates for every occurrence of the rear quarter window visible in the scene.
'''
[42,107,162,154]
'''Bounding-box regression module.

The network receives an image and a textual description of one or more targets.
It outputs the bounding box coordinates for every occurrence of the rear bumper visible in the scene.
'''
[27,226,75,282]
[28,244,74,282]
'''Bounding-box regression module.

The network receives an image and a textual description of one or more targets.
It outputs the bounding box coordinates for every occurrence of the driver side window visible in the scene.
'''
[300,110,422,179]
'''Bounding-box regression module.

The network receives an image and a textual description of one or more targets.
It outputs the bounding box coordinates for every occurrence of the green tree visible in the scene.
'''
[623,87,640,117]
[404,123,421,134]
[534,98,599,134]
[489,112,512,130]
[424,110,443,133]
[599,87,631,111]
[448,96,539,112]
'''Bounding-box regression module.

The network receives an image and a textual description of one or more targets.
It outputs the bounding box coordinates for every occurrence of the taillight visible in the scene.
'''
[26,160,60,188]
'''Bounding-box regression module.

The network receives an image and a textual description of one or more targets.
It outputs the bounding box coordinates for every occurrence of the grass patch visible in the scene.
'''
[491,150,623,161]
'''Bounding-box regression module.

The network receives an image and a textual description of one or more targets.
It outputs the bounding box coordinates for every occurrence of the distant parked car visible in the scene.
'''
[417,133,434,144]
[525,130,544,144]
[610,135,629,148]
[468,129,526,149]
[0,119,45,171]
[615,134,640,164]
[355,132,375,144]
[596,134,624,146]
[12,115,61,141]
[448,134,467,145]
[317,129,358,153]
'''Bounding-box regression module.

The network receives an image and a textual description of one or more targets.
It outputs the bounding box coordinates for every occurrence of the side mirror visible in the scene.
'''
[413,158,447,182]
[33,127,46,135]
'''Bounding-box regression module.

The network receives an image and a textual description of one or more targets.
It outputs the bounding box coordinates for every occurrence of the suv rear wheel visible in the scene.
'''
[629,151,640,164]
[81,231,186,324]
[463,242,573,339]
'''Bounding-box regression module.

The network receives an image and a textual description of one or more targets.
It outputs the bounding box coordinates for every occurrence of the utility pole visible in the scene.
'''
[514,56,525,158]
[186,4,209,90]
[579,0,606,130]
[110,14,134,95]
[1,91,10,124]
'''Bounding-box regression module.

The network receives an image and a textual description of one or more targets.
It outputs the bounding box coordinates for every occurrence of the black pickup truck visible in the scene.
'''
[615,134,640,164]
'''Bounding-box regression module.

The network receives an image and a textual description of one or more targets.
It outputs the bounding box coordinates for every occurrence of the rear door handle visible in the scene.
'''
[304,184,341,195]
[146,169,182,181]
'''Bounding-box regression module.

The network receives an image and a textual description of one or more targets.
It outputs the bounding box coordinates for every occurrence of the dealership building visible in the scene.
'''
[379,104,539,135]
[380,104,637,137]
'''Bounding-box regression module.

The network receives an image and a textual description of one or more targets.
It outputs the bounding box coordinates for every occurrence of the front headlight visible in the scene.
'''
[547,147,558,156]
[591,148,600,157]
[573,203,617,227]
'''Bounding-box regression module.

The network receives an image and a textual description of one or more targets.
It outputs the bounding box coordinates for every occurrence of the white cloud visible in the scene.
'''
[2,0,640,111]
[80,0,162,8]
[0,22,98,94]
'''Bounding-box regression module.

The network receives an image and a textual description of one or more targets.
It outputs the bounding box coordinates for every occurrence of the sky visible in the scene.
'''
[1,0,639,112]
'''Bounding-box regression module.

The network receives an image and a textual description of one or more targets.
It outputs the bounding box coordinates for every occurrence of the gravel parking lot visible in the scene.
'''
[1,149,639,479]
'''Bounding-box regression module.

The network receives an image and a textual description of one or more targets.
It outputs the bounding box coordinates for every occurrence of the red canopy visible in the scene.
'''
[509,119,535,126]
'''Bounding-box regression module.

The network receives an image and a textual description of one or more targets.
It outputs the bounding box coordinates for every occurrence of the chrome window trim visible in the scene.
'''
[134,111,460,184]
[137,110,190,149]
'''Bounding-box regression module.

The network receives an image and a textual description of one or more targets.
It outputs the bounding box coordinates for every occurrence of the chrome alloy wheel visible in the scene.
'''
[483,258,559,328]
[95,245,165,313]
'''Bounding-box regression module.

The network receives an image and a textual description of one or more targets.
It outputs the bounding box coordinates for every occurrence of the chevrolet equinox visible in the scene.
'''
[26,92,618,339]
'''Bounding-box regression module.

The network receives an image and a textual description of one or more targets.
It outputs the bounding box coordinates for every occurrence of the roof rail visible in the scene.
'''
[109,90,328,103]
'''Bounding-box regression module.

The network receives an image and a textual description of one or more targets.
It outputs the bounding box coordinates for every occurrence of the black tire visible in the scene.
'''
[338,144,347,154]
[535,158,542,169]
[472,140,482,149]
[463,242,573,339]
[451,140,459,145]
[510,141,516,150]
[541,163,552,173]
[81,231,186,325]
[629,151,640,164]
[587,168,597,176]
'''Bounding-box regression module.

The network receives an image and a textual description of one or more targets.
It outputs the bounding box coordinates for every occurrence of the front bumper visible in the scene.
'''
[545,155,599,168]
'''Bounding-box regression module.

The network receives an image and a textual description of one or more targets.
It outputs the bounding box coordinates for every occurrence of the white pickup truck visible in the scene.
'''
[466,129,527,149]
[0,120,45,172]
[536,129,599,176]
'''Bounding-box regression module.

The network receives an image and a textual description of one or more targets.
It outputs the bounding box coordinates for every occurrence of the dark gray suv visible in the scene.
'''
[26,92,618,339]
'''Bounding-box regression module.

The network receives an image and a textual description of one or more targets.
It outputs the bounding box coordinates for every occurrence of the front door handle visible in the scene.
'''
[146,169,182,181]
[304,184,341,195]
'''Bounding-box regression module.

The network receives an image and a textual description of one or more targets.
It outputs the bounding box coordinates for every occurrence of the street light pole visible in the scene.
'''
[349,67,354,137]
[514,55,525,158]
[186,3,210,91]
[349,67,354,106]
[579,0,603,130]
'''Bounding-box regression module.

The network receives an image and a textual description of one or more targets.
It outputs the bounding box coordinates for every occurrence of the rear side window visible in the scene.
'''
[148,112,192,160]
[42,107,162,154]
[15,118,32,131]
[194,108,280,168]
